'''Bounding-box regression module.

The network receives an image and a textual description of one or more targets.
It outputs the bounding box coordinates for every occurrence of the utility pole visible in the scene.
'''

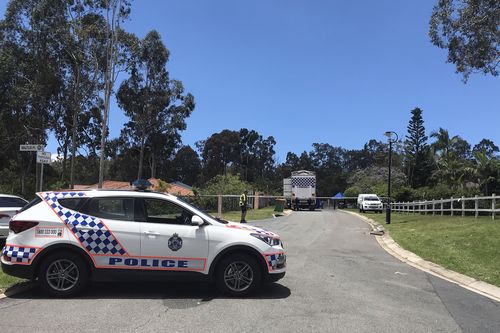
[384,131,398,224]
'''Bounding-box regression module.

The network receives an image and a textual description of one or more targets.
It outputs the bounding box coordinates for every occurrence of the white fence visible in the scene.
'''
[392,194,497,220]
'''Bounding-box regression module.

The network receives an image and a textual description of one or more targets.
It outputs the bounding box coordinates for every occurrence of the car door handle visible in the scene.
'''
[76,226,92,232]
[144,231,160,238]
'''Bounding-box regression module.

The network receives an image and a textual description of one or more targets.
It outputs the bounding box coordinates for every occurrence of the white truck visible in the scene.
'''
[291,170,316,211]
[357,194,383,213]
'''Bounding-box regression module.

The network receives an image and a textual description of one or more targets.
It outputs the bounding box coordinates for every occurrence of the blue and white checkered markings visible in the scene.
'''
[267,254,278,269]
[266,253,285,271]
[292,177,316,188]
[43,192,126,256]
[2,245,37,263]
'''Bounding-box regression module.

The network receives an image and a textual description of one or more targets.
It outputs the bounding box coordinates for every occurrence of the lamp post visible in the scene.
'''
[384,131,398,224]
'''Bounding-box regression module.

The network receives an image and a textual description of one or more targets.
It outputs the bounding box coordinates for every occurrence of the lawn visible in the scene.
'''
[221,206,278,222]
[345,210,500,287]
[0,241,25,293]
[0,271,23,294]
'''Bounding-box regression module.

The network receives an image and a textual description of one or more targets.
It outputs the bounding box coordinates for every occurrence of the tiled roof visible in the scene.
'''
[73,178,194,196]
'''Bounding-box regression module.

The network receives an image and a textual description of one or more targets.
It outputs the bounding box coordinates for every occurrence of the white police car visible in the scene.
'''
[1,190,286,297]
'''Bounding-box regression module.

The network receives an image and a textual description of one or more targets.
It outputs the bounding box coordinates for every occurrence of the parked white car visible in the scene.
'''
[1,190,286,297]
[357,194,383,213]
[0,194,28,239]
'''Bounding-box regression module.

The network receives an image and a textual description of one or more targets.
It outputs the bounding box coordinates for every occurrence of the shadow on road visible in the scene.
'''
[7,281,291,302]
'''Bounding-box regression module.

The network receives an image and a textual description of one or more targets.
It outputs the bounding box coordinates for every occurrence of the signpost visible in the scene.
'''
[19,144,50,191]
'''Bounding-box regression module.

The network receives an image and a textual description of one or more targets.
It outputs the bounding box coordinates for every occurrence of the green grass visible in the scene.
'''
[0,272,23,293]
[346,210,500,287]
[221,206,278,222]
[0,241,25,292]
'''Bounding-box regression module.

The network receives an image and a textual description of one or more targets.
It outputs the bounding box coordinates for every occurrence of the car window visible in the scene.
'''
[86,197,134,221]
[0,197,28,207]
[143,199,193,225]
[18,197,42,213]
[58,198,86,211]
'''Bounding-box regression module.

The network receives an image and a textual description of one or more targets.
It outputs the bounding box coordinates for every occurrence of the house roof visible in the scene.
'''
[73,178,194,197]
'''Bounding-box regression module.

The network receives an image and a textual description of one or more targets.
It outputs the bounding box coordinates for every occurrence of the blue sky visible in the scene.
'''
[2,1,499,162]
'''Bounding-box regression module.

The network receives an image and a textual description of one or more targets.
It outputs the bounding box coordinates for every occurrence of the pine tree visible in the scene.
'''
[404,108,432,187]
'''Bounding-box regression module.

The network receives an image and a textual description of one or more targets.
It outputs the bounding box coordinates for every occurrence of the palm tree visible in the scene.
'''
[471,152,500,195]
[430,128,471,189]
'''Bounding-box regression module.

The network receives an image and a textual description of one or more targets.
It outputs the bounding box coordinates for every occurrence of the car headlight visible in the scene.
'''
[250,233,281,246]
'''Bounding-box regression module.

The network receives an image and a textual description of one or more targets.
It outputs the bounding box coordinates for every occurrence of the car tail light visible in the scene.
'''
[9,220,39,234]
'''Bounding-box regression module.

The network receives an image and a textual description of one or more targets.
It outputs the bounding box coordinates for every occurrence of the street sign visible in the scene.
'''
[37,151,51,159]
[36,155,51,164]
[20,144,44,152]
[36,151,52,164]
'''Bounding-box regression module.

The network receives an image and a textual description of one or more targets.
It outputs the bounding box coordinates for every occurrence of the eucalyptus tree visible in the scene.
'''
[117,30,195,180]
[429,0,499,81]
[98,0,133,188]
[52,0,108,187]
[0,0,65,193]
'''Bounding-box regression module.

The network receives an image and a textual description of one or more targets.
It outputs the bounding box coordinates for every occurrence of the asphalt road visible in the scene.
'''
[0,210,499,332]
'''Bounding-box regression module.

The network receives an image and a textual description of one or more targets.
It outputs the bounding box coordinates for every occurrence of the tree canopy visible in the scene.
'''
[429,0,500,81]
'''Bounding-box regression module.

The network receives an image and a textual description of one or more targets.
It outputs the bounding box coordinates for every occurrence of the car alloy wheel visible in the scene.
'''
[46,259,80,292]
[216,253,261,296]
[223,261,254,292]
[39,252,88,297]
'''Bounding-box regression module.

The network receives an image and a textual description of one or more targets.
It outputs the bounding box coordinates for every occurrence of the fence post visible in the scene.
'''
[217,194,222,218]
[450,197,454,216]
[461,196,465,217]
[475,195,478,219]
[413,201,416,214]
[440,198,443,216]
[492,194,496,221]
[432,200,435,216]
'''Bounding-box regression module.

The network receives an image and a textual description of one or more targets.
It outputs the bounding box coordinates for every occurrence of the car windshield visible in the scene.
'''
[0,197,28,208]
[365,197,379,201]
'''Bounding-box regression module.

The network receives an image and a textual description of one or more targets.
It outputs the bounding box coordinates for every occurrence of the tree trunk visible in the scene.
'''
[137,136,146,180]
[150,152,156,179]
[98,0,120,189]
[70,69,81,189]
[21,170,25,196]
[61,142,68,182]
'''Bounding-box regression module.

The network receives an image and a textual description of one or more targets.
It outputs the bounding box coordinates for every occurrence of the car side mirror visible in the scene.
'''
[191,215,204,226]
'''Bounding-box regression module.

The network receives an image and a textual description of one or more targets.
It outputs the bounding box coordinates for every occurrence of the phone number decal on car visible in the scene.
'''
[34,227,64,238]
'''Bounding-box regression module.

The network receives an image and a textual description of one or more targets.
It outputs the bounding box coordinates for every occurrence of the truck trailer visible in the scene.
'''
[291,170,316,211]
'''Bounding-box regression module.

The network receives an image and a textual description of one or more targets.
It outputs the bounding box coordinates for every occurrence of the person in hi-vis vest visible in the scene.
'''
[239,190,248,223]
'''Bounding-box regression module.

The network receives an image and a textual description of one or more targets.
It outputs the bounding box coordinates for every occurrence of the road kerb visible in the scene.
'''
[342,210,500,303]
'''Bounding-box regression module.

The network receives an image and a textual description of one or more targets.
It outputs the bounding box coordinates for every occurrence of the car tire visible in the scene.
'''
[38,252,89,298]
[216,253,261,297]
